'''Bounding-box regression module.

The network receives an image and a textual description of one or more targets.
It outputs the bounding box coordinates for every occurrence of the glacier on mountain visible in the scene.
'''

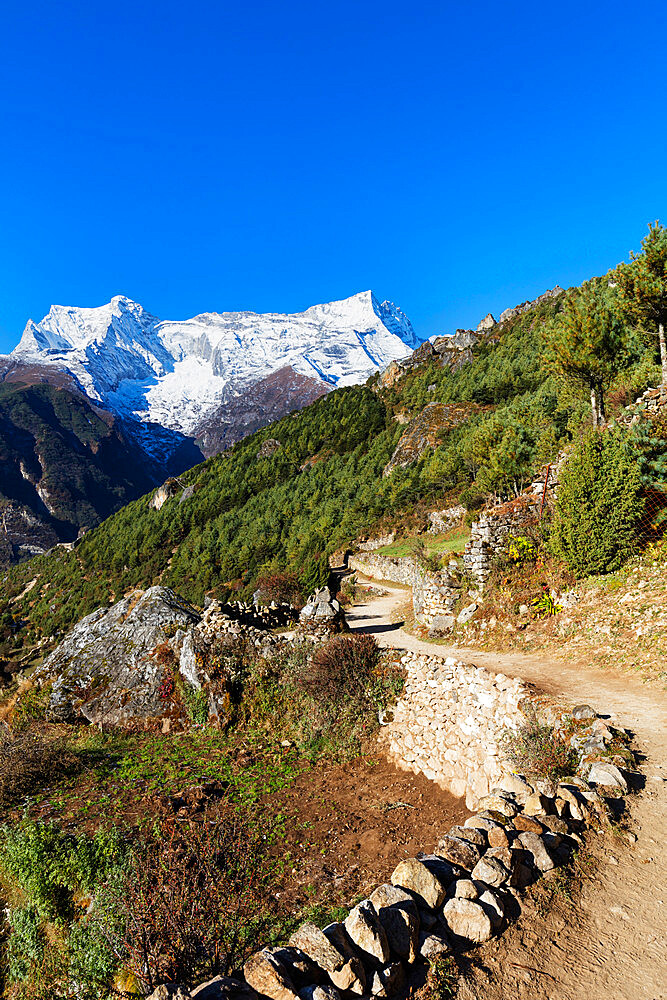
[11,291,421,447]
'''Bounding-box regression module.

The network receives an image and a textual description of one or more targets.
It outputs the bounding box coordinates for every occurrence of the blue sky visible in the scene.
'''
[0,0,665,351]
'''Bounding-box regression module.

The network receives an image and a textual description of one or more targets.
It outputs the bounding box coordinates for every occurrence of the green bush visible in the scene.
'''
[551,429,645,577]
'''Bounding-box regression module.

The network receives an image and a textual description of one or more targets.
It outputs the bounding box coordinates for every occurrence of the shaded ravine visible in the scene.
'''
[348,580,667,1000]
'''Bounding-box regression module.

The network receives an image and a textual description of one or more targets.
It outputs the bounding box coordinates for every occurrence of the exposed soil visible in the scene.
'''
[265,750,469,915]
[348,579,667,1000]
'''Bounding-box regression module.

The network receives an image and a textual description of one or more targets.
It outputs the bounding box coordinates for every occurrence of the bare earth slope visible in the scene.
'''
[348,582,667,1000]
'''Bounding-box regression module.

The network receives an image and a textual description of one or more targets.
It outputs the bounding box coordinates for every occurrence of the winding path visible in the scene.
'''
[347,580,667,1000]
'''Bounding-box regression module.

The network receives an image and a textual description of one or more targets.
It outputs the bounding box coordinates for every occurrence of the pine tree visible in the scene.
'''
[542,283,628,426]
[615,221,667,389]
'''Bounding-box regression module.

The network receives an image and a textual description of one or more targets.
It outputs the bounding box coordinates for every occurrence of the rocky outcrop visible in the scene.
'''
[150,478,184,510]
[383,403,470,476]
[33,587,200,724]
[476,313,496,332]
[27,587,299,726]
[498,286,563,325]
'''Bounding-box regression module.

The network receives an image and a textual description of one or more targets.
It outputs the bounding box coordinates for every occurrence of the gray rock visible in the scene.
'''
[456,603,478,624]
[477,794,519,818]
[288,924,348,974]
[369,884,420,962]
[517,832,555,872]
[391,858,454,909]
[244,951,300,1000]
[428,615,455,637]
[572,704,597,721]
[453,879,479,899]
[34,586,200,724]
[344,900,390,964]
[447,826,487,848]
[436,835,482,870]
[369,963,406,997]
[471,855,510,887]
[497,773,533,802]
[419,932,452,960]
[477,889,504,931]
[587,761,628,793]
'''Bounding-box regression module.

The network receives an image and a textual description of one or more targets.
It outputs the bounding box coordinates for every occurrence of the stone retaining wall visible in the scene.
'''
[385,652,528,809]
[349,555,462,630]
[411,566,461,630]
[349,553,416,586]
[463,497,541,587]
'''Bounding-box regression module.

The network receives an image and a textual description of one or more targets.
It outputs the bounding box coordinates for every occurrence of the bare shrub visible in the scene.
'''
[98,812,276,992]
[501,706,578,781]
[0,727,78,807]
[253,570,303,608]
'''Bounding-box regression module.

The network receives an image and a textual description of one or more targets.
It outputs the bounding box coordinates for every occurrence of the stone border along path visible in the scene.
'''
[347,579,667,1000]
[150,579,667,1000]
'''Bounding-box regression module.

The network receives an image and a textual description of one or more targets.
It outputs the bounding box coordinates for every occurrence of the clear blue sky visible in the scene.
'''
[1,0,666,351]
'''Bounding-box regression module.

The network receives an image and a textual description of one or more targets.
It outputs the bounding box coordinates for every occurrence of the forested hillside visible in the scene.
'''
[0,264,664,667]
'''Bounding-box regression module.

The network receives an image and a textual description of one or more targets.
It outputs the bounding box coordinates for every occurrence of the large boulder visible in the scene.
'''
[33,587,200,724]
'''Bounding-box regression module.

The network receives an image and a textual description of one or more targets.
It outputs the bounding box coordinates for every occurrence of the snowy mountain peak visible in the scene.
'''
[8,291,422,456]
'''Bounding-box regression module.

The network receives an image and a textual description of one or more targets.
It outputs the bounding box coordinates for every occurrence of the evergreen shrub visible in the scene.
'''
[551,429,645,577]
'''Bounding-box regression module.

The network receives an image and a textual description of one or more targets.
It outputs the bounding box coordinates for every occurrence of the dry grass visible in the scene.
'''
[0,726,78,808]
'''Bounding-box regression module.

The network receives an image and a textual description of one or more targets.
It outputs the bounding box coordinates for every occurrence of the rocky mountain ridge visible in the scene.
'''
[8,290,421,461]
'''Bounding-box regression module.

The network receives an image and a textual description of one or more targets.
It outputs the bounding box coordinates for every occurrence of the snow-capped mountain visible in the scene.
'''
[11,290,421,456]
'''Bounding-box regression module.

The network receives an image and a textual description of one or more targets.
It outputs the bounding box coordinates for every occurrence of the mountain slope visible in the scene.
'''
[0,381,172,565]
[10,291,421,458]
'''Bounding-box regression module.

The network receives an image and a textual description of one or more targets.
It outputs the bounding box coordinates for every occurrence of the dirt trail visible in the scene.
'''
[347,581,667,1000]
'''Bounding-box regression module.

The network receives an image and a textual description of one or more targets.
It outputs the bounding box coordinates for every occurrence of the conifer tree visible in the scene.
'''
[615,221,667,389]
[542,284,627,426]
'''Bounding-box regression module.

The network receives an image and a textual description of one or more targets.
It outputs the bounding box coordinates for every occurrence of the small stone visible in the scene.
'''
[464,815,503,833]
[517,832,555,873]
[497,774,534,801]
[447,825,487,847]
[442,898,493,944]
[391,858,454,909]
[457,603,478,624]
[470,855,510,887]
[453,878,479,899]
[487,826,510,849]
[587,761,628,793]
[288,924,347,974]
[572,704,596,721]
[540,815,569,836]
[244,951,299,1000]
[513,815,545,834]
[436,835,483,870]
[419,932,452,960]
[369,963,406,997]
[522,792,551,816]
[477,889,504,931]
[344,900,390,964]
[477,795,519,817]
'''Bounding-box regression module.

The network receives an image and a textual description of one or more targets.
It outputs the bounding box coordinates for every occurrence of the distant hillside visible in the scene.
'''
[1,278,662,666]
[0,382,171,566]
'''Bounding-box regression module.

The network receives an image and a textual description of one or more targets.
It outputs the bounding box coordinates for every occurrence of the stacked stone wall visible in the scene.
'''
[349,553,416,586]
[349,555,462,628]
[385,652,528,810]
